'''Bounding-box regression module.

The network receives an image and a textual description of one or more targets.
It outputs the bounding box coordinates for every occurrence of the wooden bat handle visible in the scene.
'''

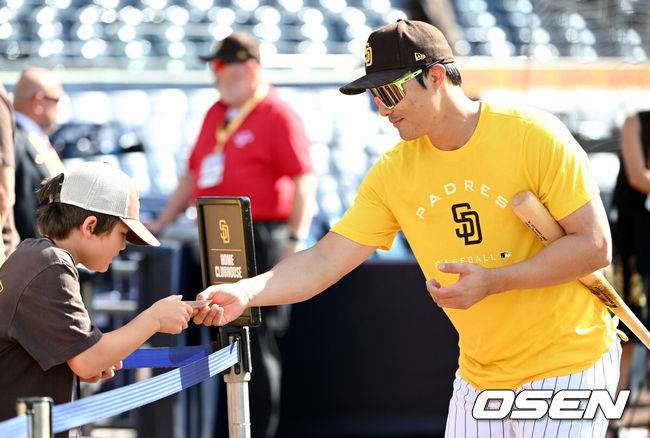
[511,191,565,243]
[511,190,650,350]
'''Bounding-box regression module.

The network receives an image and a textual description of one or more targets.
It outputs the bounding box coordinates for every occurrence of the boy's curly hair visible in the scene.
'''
[36,173,119,239]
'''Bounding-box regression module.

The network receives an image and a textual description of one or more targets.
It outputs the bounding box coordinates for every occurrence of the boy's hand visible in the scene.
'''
[78,361,122,383]
[150,295,194,334]
[193,284,248,326]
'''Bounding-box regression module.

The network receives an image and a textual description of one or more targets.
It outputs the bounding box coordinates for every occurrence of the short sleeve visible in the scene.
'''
[11,263,102,370]
[331,162,400,250]
[523,112,598,220]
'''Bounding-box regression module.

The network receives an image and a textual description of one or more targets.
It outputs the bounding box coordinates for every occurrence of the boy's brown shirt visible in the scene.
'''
[0,237,102,431]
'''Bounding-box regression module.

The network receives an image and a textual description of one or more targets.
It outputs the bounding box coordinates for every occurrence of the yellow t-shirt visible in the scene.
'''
[331,101,617,390]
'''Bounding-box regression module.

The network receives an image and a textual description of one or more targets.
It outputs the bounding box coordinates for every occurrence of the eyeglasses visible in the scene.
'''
[369,61,443,109]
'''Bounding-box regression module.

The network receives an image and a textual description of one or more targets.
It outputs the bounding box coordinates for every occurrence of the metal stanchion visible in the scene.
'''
[16,396,53,438]
[196,197,262,438]
[219,326,253,438]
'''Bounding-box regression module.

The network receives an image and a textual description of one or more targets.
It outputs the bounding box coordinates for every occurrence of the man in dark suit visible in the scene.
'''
[12,68,65,240]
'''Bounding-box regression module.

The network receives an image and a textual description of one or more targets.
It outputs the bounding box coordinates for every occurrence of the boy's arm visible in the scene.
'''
[67,295,193,379]
[78,362,122,383]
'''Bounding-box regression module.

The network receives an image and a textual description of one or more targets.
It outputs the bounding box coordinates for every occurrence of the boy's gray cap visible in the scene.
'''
[59,162,160,247]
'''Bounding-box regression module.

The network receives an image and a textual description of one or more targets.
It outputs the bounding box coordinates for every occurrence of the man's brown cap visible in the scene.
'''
[199,32,261,63]
[340,19,454,95]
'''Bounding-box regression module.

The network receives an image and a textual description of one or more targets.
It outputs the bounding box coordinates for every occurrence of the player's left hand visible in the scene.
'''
[426,263,494,310]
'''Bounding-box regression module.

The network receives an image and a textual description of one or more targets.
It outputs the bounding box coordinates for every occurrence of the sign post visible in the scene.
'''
[196,197,261,438]
[16,397,53,438]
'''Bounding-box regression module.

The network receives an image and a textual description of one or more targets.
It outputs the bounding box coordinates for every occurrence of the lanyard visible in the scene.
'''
[214,82,269,152]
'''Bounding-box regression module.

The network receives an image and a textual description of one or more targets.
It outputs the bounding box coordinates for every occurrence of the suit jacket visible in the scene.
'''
[13,124,53,240]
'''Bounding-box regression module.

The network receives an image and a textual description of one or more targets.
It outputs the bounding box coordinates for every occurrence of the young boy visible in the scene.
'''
[0,161,195,435]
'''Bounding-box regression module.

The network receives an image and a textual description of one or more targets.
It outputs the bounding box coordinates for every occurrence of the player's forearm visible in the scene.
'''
[239,249,340,306]
[240,232,375,306]
[490,232,610,295]
[489,197,611,295]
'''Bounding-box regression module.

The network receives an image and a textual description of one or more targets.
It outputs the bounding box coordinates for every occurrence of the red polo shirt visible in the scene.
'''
[188,85,312,222]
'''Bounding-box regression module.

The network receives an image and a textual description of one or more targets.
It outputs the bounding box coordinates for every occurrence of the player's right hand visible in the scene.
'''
[150,295,193,334]
[193,283,248,326]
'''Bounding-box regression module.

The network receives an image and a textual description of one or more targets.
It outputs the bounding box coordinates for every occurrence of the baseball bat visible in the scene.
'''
[511,190,650,350]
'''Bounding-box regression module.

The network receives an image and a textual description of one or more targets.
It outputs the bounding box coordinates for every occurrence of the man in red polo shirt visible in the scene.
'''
[148,32,316,438]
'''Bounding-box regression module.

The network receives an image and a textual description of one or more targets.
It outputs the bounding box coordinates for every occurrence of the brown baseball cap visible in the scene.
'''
[199,32,261,63]
[339,19,454,95]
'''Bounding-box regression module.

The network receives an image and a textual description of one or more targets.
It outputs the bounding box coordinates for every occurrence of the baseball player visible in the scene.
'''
[194,20,621,437]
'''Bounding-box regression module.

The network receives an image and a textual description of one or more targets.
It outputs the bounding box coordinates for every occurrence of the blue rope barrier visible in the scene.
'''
[0,342,238,438]
[0,414,28,437]
[122,344,215,369]
[52,342,238,434]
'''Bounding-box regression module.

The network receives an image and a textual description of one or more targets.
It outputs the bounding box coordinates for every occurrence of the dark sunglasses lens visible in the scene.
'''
[384,84,403,105]
[370,84,402,108]
[377,87,394,107]
[370,88,389,107]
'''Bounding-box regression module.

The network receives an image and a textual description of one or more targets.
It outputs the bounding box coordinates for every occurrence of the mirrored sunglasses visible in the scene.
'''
[368,61,443,109]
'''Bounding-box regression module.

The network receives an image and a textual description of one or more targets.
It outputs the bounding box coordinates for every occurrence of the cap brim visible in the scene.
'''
[198,54,247,63]
[199,54,223,62]
[121,218,160,247]
[339,67,410,95]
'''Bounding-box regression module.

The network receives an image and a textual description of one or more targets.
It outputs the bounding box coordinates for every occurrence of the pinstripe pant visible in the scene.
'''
[445,340,622,438]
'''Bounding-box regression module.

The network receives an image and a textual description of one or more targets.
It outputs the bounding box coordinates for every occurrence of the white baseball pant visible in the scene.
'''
[445,340,622,438]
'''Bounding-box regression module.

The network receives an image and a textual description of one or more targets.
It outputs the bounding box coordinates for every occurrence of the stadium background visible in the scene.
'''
[1,0,650,437]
